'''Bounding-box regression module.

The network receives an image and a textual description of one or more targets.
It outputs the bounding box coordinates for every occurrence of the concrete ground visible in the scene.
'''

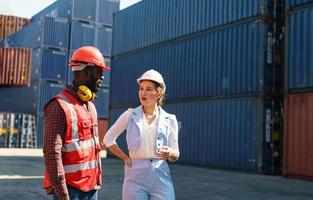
[0,149,313,200]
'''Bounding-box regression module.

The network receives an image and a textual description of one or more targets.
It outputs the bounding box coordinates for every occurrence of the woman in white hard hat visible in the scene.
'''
[103,69,179,200]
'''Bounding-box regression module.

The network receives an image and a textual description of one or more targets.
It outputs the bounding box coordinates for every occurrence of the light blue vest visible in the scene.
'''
[126,106,176,153]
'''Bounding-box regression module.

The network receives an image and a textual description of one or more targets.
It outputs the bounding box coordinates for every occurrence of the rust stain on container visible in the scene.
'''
[4,15,16,38]
[98,119,108,150]
[0,14,4,40]
[15,17,30,32]
[0,48,32,86]
[284,93,313,179]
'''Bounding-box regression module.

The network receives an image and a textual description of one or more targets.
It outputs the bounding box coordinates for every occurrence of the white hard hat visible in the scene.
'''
[137,69,166,92]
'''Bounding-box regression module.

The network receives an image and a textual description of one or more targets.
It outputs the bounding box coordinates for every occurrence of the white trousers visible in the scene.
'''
[123,159,175,200]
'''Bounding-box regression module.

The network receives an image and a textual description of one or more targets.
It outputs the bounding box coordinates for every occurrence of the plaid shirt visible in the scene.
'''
[43,85,88,199]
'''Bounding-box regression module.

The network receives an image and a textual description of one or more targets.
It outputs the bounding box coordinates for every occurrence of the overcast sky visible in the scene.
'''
[0,0,141,18]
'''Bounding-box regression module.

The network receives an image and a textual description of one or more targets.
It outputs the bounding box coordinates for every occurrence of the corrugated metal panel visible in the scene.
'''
[0,14,4,40]
[0,48,32,86]
[0,112,36,148]
[109,96,275,172]
[31,0,71,21]
[0,113,9,148]
[36,114,44,148]
[98,0,120,25]
[286,7,313,91]
[0,81,64,114]
[31,0,119,25]
[70,22,112,56]
[72,0,97,22]
[4,15,16,38]
[93,88,110,118]
[15,17,30,32]
[112,0,268,56]
[97,26,112,57]
[111,21,272,106]
[283,93,313,178]
[32,48,68,82]
[6,16,69,50]
[70,21,96,51]
[287,0,313,8]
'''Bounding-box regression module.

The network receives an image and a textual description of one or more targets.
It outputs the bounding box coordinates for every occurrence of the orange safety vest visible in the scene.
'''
[43,90,102,191]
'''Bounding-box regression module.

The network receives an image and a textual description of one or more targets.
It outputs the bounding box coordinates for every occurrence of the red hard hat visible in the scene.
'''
[69,46,110,70]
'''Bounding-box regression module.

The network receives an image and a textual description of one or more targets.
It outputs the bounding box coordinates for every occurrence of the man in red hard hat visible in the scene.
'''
[43,46,110,200]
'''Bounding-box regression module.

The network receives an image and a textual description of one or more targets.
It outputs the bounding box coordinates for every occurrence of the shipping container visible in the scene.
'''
[112,0,273,56]
[70,21,96,51]
[93,87,110,118]
[109,96,279,173]
[5,16,69,50]
[0,113,9,148]
[286,0,313,8]
[0,81,65,114]
[99,0,120,25]
[31,48,68,82]
[15,17,30,32]
[285,6,313,92]
[97,25,112,57]
[69,22,112,56]
[36,114,44,148]
[31,0,119,25]
[67,55,111,87]
[283,93,313,179]
[4,15,16,38]
[0,112,36,148]
[111,20,275,106]
[0,14,4,40]
[0,48,32,86]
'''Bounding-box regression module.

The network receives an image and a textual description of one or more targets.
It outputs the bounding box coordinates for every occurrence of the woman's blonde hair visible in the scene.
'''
[155,82,165,106]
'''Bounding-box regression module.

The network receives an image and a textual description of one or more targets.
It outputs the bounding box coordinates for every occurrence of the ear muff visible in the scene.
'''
[77,85,96,101]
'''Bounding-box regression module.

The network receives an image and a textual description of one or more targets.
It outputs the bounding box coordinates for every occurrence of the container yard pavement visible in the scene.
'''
[0,149,313,200]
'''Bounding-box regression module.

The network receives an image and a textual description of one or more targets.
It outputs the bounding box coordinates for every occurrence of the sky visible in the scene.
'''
[0,0,141,18]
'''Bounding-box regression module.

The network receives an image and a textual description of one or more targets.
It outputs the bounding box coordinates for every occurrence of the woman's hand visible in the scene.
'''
[156,146,176,161]
[123,157,132,168]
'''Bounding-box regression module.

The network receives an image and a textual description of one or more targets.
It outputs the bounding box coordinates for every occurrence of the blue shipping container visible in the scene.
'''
[6,16,69,50]
[31,0,119,25]
[111,20,274,106]
[286,0,313,8]
[286,7,313,91]
[93,88,110,118]
[32,48,68,82]
[109,96,274,172]
[36,114,44,148]
[112,0,272,56]
[0,81,65,114]
[70,22,112,56]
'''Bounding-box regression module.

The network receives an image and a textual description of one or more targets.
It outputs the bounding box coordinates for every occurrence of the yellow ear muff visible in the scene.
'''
[77,85,96,101]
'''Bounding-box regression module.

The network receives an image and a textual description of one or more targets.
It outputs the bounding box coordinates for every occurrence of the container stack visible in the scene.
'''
[0,14,30,41]
[0,112,36,148]
[0,0,119,148]
[110,0,284,174]
[283,0,313,180]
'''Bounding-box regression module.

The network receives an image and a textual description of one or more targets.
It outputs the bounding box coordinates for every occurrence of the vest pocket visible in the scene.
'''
[80,120,93,140]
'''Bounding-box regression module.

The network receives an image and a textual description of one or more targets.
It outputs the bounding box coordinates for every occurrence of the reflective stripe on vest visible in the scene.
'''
[58,93,79,140]
[62,136,99,152]
[64,160,99,173]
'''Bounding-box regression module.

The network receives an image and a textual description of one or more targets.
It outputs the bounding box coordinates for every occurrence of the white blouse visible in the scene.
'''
[103,108,179,159]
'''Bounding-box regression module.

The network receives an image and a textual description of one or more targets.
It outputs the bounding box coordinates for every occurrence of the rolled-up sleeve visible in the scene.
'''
[169,115,180,156]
